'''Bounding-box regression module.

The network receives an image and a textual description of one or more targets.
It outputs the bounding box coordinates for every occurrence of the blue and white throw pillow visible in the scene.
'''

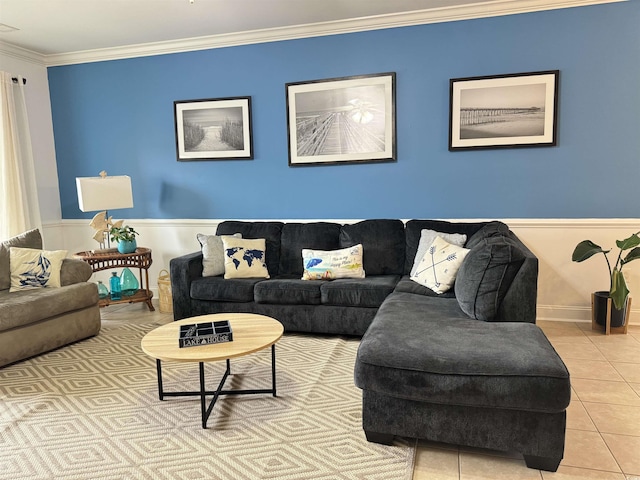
[221,237,270,279]
[301,244,365,280]
[9,247,68,292]
[410,229,467,277]
[410,236,469,294]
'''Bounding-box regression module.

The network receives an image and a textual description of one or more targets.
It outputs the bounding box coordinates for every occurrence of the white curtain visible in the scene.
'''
[0,71,41,241]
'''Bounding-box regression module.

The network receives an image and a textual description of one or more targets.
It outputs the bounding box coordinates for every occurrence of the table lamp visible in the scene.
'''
[76,171,134,249]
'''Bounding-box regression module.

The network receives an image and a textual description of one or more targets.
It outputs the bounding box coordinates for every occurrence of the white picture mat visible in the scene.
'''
[175,98,252,160]
[287,74,395,165]
[450,72,557,149]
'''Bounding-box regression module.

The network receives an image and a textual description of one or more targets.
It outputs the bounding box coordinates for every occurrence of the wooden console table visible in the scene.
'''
[75,247,155,311]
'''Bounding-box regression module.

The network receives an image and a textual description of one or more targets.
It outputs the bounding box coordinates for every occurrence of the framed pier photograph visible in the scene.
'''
[286,72,396,166]
[449,71,559,151]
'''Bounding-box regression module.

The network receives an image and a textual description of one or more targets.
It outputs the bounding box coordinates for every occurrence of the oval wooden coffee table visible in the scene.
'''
[141,313,284,429]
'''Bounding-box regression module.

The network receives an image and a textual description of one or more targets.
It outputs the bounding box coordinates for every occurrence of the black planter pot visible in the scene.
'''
[593,291,627,328]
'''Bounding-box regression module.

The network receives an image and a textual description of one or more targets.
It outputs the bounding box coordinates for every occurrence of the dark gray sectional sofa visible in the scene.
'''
[171,219,537,331]
[170,219,570,471]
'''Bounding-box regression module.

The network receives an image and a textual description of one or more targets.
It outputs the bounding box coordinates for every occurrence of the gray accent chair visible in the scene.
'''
[0,229,101,368]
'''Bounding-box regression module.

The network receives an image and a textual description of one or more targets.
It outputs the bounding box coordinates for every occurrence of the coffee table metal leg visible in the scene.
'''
[272,345,277,397]
[155,346,278,429]
[200,359,232,429]
[199,362,207,429]
[156,359,164,401]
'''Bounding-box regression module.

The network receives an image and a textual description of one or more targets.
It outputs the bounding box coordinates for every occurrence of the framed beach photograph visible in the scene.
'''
[449,70,559,151]
[174,97,253,161]
[286,72,396,166]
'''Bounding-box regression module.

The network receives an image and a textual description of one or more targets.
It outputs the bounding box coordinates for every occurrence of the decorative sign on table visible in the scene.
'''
[179,321,233,348]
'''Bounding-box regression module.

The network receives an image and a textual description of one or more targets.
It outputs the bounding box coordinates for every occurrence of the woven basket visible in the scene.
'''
[157,269,173,314]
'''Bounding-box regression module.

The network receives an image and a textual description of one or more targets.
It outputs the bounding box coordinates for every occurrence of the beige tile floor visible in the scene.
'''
[100,305,640,480]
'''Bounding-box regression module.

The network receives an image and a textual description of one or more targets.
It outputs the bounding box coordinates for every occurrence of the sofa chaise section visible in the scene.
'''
[354,292,570,471]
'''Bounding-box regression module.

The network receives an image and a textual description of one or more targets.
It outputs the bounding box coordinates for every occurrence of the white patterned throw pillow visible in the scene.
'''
[410,236,469,294]
[9,247,68,292]
[197,233,242,277]
[410,229,467,277]
[301,244,365,280]
[221,237,270,279]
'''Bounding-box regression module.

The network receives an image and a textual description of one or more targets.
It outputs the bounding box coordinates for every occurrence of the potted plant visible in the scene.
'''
[109,225,139,254]
[572,232,640,327]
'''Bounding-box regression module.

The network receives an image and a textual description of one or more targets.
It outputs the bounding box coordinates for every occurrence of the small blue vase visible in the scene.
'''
[97,281,109,299]
[109,272,122,300]
[117,239,137,254]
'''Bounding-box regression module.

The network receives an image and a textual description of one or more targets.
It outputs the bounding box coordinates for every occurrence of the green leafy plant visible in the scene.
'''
[572,232,640,310]
[109,225,138,243]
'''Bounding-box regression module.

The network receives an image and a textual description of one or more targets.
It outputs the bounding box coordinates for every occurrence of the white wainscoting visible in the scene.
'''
[43,218,640,325]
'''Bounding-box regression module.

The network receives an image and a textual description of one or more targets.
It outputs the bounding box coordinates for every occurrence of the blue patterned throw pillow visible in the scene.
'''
[410,236,470,294]
[221,237,270,279]
[9,247,68,292]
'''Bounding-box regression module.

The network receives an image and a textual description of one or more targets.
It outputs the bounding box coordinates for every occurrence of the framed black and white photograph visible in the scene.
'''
[174,97,253,161]
[286,72,396,166]
[449,70,559,151]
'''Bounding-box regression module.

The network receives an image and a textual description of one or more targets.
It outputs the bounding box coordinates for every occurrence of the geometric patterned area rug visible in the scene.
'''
[0,322,415,480]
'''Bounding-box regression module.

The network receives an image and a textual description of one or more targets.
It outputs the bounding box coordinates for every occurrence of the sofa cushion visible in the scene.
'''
[221,237,270,279]
[339,219,405,275]
[198,232,241,277]
[278,222,341,276]
[302,244,365,280]
[404,220,488,275]
[0,228,42,291]
[10,247,68,291]
[410,229,467,277]
[320,275,400,308]
[394,276,456,298]
[455,236,526,321]
[190,276,260,302]
[216,221,283,276]
[254,277,323,305]
[0,282,98,333]
[410,236,470,294]
[355,292,571,413]
[464,221,511,250]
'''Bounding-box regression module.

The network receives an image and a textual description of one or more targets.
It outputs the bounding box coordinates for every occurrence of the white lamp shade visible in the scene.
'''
[76,175,134,212]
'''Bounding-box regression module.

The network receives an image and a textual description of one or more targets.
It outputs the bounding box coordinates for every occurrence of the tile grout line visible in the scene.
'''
[581,322,634,477]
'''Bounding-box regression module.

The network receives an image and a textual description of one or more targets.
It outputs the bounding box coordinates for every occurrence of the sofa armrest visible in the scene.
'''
[60,258,93,286]
[497,232,538,323]
[170,251,204,320]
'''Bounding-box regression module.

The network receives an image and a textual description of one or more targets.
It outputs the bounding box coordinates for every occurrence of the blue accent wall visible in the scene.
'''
[49,1,640,220]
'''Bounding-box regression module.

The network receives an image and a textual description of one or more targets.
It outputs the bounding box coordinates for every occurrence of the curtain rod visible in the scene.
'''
[11,77,27,85]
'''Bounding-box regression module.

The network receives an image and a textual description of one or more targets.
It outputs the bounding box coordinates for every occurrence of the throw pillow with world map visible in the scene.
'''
[221,237,270,279]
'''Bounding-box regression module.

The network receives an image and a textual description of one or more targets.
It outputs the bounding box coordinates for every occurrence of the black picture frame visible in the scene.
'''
[286,72,396,166]
[449,70,559,151]
[174,97,253,161]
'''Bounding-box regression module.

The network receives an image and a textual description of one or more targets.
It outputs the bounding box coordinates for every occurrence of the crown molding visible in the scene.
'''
[29,0,625,66]
[0,41,45,66]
